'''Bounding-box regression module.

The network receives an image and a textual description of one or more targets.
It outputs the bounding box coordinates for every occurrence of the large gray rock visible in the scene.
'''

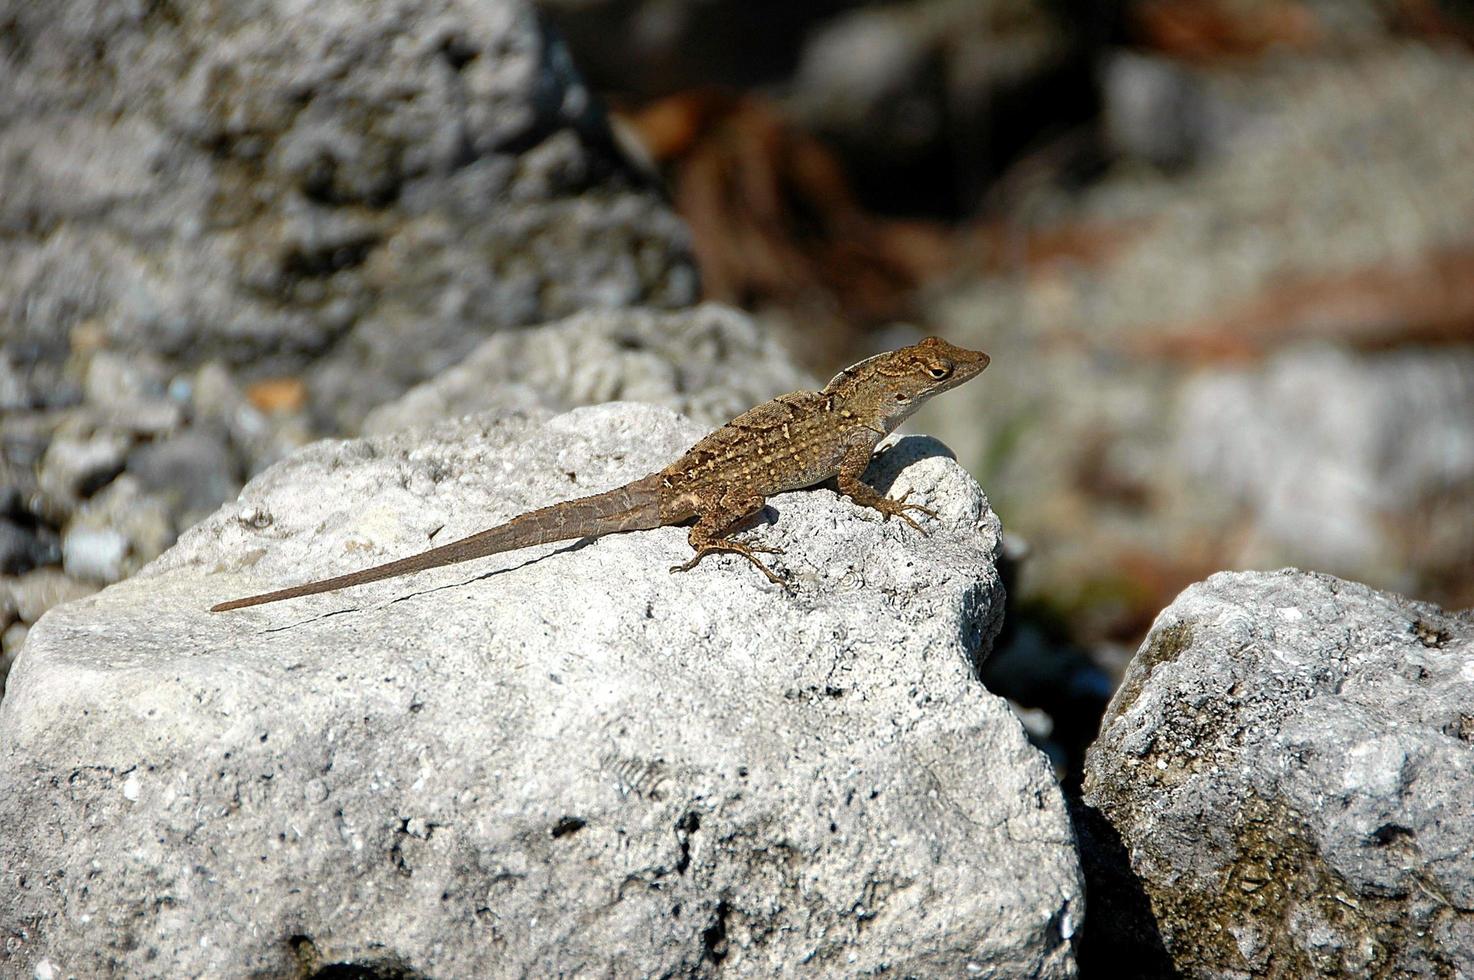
[0,0,696,428]
[363,303,813,434]
[0,404,1080,977]
[1083,569,1474,977]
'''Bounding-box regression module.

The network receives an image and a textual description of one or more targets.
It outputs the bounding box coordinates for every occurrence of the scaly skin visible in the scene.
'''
[211,337,989,611]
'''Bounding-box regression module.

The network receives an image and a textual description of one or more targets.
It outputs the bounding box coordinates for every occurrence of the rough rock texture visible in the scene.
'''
[1083,569,1474,977]
[0,404,1080,977]
[0,0,696,428]
[364,303,813,434]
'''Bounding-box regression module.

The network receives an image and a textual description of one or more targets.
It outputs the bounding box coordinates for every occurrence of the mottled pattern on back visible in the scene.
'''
[662,391,868,498]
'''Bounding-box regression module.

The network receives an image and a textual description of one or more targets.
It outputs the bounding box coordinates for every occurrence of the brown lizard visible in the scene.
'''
[211,337,989,611]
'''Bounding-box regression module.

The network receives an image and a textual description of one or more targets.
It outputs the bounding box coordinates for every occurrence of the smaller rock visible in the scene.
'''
[1083,569,1474,977]
[2,569,97,624]
[83,350,182,434]
[1102,52,1242,170]
[62,528,130,583]
[1,621,29,695]
[0,353,32,411]
[191,363,309,474]
[82,349,169,407]
[62,476,175,583]
[0,517,61,576]
[38,432,131,502]
[127,431,241,526]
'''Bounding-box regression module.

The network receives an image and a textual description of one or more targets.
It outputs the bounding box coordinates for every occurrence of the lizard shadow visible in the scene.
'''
[861,434,958,495]
[381,509,784,607]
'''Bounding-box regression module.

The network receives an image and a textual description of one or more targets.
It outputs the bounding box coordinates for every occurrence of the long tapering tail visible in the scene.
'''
[211,474,676,611]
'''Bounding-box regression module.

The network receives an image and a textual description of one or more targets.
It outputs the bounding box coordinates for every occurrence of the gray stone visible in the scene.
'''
[60,527,130,584]
[61,476,176,584]
[0,0,696,430]
[189,362,312,475]
[37,431,131,503]
[0,353,31,411]
[0,518,59,577]
[83,349,169,408]
[127,430,242,526]
[363,303,813,435]
[1177,345,1474,587]
[1083,569,1474,977]
[1102,53,1242,170]
[787,0,1076,209]
[1,569,96,625]
[0,621,27,698]
[0,404,1080,977]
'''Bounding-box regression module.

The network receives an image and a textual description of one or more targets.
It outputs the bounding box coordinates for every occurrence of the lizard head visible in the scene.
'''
[825,336,990,430]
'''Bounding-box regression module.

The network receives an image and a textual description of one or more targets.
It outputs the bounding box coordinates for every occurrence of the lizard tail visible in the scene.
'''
[210,474,675,611]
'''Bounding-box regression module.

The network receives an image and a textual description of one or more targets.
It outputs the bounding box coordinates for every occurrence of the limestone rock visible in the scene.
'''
[1083,569,1474,977]
[0,404,1080,977]
[0,0,697,429]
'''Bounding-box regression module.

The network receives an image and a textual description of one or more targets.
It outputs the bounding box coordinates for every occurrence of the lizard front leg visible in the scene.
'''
[836,443,936,534]
[670,491,787,586]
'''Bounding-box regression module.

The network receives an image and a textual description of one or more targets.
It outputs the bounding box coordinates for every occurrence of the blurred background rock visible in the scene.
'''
[2,0,1471,788]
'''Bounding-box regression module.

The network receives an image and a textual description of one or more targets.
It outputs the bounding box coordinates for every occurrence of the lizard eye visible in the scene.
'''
[927,360,954,379]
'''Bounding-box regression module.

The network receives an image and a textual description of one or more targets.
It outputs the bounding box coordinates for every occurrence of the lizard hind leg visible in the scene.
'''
[670,494,788,587]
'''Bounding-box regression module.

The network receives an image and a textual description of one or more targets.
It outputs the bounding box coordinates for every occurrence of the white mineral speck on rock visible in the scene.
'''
[122,773,140,801]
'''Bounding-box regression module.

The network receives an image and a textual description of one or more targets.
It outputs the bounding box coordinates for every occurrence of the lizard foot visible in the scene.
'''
[868,491,937,535]
[671,541,788,587]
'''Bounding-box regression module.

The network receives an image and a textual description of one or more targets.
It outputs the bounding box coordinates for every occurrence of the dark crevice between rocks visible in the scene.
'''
[1066,796,1179,979]
[291,935,427,980]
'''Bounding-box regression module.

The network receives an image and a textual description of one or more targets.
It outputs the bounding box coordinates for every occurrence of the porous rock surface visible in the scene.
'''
[0,0,696,428]
[1083,569,1474,977]
[0,404,1080,977]
[363,303,814,434]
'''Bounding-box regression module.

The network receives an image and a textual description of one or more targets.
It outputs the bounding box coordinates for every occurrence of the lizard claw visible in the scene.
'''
[671,541,790,587]
[875,490,937,535]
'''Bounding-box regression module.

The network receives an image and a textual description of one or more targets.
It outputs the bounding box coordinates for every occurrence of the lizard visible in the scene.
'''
[211,336,989,611]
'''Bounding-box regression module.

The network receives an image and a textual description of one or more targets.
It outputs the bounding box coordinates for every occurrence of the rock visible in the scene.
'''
[62,476,177,584]
[189,362,312,474]
[37,431,131,503]
[127,430,242,526]
[0,404,1080,976]
[1082,569,1474,977]
[363,303,813,434]
[0,352,32,411]
[60,527,130,583]
[1,569,97,625]
[0,518,60,577]
[0,0,696,431]
[1176,345,1474,588]
[1101,52,1242,170]
[0,621,28,697]
[83,349,169,408]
